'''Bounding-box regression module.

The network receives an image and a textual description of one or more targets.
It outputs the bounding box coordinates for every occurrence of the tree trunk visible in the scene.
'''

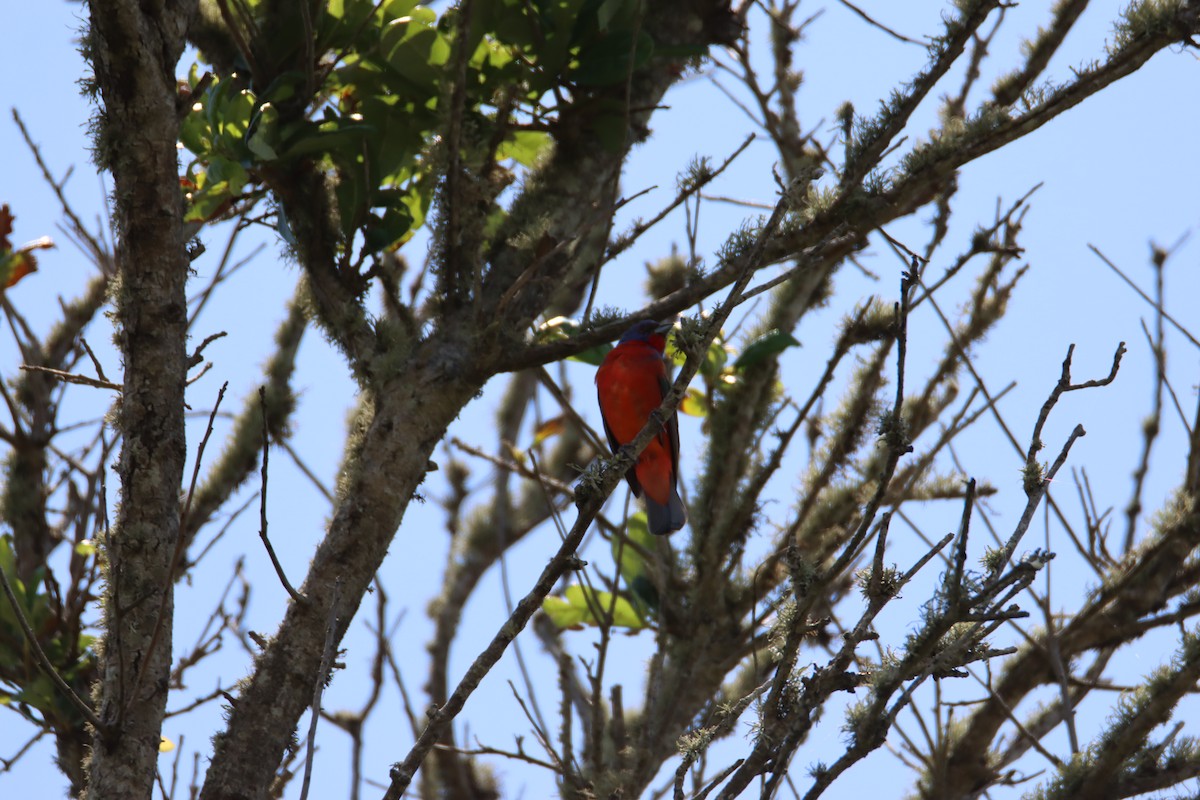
[85,1,196,797]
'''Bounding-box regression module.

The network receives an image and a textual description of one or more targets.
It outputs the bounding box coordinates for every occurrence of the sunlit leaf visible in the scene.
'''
[595,591,644,629]
[159,736,175,753]
[679,387,707,417]
[381,12,450,94]
[541,595,587,629]
[565,584,645,629]
[536,315,576,342]
[543,583,647,630]
[496,130,551,167]
[183,157,248,223]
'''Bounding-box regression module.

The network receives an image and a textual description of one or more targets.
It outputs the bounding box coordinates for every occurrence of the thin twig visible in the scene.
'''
[78,337,111,383]
[180,382,229,533]
[0,728,49,772]
[188,331,228,367]
[836,1,921,44]
[1124,246,1168,550]
[1089,244,1200,350]
[278,438,336,504]
[17,364,121,392]
[299,577,343,800]
[603,133,757,265]
[449,437,576,497]
[258,386,306,605]
[12,109,111,266]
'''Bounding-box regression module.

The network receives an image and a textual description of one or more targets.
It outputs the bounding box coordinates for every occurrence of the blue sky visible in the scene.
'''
[2,2,1199,798]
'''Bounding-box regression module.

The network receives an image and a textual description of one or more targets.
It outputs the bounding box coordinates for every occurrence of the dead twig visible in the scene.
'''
[257,386,306,605]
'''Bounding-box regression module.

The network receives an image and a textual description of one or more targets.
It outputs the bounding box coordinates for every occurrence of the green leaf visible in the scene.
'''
[362,204,415,252]
[679,387,707,417]
[596,0,636,31]
[281,121,376,159]
[613,511,653,585]
[246,102,281,161]
[612,511,660,612]
[566,584,644,629]
[542,584,647,630]
[180,103,213,156]
[542,594,588,629]
[0,533,16,577]
[701,339,728,380]
[594,590,644,628]
[735,329,800,371]
[572,29,654,86]
[183,157,248,223]
[378,0,420,21]
[215,89,257,155]
[570,343,613,366]
[381,12,450,96]
[495,130,551,167]
[538,316,614,366]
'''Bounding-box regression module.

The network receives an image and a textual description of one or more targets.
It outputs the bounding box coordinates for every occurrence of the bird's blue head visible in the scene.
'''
[618,319,673,350]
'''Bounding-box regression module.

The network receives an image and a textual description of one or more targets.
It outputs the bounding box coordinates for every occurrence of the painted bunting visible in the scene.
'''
[595,319,687,535]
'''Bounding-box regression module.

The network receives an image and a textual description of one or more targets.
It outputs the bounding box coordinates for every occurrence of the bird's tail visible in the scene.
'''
[645,487,687,535]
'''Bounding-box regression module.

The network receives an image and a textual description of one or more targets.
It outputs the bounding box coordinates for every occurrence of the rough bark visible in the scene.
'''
[84,1,196,798]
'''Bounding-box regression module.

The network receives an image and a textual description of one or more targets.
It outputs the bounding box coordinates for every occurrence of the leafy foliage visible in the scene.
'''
[179,0,680,258]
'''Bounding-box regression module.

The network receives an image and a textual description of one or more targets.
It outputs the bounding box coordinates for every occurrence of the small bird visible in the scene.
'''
[595,319,687,535]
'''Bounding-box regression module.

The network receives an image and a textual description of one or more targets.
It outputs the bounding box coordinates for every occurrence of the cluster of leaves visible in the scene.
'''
[180,0,675,258]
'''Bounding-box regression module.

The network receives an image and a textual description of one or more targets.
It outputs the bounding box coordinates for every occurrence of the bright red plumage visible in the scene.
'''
[595,320,687,535]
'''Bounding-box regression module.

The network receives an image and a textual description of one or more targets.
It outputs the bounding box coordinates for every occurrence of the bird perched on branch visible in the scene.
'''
[595,319,687,535]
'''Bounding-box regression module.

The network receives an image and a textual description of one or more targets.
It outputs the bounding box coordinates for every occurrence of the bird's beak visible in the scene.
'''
[654,319,676,336]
